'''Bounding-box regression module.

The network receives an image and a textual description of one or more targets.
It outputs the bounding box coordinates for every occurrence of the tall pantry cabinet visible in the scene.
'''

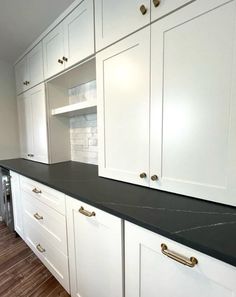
[97,0,236,206]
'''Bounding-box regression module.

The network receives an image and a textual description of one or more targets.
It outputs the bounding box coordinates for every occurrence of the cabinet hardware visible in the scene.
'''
[153,0,161,7]
[79,206,96,217]
[58,59,63,64]
[32,188,42,194]
[36,244,46,253]
[140,4,147,15]
[23,81,27,85]
[62,56,68,62]
[151,175,158,181]
[27,154,34,157]
[140,172,147,179]
[34,213,43,220]
[26,81,30,85]
[161,243,198,268]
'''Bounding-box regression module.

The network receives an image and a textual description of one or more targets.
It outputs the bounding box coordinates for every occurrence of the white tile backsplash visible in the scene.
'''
[69,81,98,165]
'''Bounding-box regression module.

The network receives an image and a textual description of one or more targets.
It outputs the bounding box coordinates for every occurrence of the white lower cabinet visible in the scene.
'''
[125,221,236,297]
[10,171,24,238]
[66,197,123,297]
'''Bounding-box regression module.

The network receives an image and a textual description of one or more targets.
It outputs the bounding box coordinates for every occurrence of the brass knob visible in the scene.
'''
[140,172,147,179]
[26,81,30,85]
[140,4,147,15]
[151,175,158,181]
[58,59,63,64]
[153,0,161,7]
[62,56,68,62]
[23,81,27,85]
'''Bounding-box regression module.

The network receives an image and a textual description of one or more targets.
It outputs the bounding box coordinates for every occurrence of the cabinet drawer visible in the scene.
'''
[125,221,236,297]
[23,191,67,255]
[24,223,70,293]
[20,176,65,215]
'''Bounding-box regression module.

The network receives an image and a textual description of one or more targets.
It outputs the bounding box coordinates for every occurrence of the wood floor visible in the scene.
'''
[0,222,70,297]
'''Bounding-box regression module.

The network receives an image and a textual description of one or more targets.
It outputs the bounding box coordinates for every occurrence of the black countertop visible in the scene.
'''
[1,158,236,267]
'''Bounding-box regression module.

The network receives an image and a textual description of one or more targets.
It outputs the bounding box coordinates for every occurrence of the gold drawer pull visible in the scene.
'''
[79,206,96,217]
[32,188,42,194]
[36,244,45,253]
[34,213,43,220]
[161,244,198,268]
[153,0,161,7]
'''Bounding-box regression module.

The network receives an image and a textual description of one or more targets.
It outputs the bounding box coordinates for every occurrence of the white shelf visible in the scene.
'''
[51,99,97,117]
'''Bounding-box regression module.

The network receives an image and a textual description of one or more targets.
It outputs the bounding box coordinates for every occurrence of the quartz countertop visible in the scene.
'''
[1,158,236,267]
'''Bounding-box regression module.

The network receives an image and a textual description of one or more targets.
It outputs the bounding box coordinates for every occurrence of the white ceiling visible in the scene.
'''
[0,0,75,63]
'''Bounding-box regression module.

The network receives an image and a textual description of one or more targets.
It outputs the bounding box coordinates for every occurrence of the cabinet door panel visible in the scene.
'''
[97,28,150,186]
[67,197,123,297]
[125,221,236,297]
[31,84,49,163]
[28,42,44,88]
[150,0,236,206]
[64,0,94,68]
[15,56,28,95]
[151,0,193,22]
[95,0,150,50]
[43,24,64,79]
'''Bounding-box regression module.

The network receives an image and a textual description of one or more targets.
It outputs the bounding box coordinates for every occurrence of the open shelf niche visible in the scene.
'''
[46,57,97,163]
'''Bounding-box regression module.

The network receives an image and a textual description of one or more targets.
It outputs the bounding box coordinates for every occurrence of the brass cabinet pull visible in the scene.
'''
[140,172,147,179]
[153,0,161,7]
[23,81,27,85]
[161,244,198,268]
[34,213,43,220]
[32,188,42,194]
[36,244,46,253]
[140,4,147,15]
[79,206,96,217]
[62,56,68,62]
[151,175,158,181]
[27,154,34,157]
[58,59,63,64]
[26,81,30,85]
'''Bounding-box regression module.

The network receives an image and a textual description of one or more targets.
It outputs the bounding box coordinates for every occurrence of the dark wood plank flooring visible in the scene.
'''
[0,222,70,297]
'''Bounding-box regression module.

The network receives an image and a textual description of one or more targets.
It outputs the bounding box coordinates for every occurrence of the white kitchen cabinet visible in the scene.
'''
[97,28,150,187]
[15,43,44,95]
[95,0,150,51]
[43,24,65,79]
[66,197,123,297]
[125,221,236,297]
[64,0,94,68]
[151,0,193,22]
[10,171,24,238]
[17,84,49,163]
[150,0,236,206]
[43,0,94,79]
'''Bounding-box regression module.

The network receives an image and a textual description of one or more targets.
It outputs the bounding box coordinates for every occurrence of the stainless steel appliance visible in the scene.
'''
[0,167,14,232]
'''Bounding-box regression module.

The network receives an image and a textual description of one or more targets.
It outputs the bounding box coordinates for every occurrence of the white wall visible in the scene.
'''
[0,60,19,160]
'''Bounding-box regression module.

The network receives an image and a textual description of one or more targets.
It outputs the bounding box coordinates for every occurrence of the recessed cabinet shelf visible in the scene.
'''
[51,99,97,117]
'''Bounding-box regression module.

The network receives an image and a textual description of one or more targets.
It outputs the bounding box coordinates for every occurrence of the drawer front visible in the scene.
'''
[20,176,65,215]
[125,221,236,297]
[23,191,68,255]
[24,222,70,293]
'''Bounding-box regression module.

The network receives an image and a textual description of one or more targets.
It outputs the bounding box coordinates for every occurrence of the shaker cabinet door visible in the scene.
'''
[67,197,123,297]
[27,42,44,88]
[95,0,150,50]
[150,0,236,206]
[30,84,49,163]
[43,24,65,79]
[64,0,94,68]
[15,56,28,95]
[97,28,150,186]
[125,221,236,297]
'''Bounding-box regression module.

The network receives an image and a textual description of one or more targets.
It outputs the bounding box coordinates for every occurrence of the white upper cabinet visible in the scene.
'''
[150,0,236,206]
[151,0,193,22]
[43,0,94,79]
[95,0,150,51]
[64,0,94,68]
[43,24,65,79]
[67,197,123,297]
[15,43,44,95]
[97,28,150,186]
[17,84,49,164]
[125,221,236,297]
